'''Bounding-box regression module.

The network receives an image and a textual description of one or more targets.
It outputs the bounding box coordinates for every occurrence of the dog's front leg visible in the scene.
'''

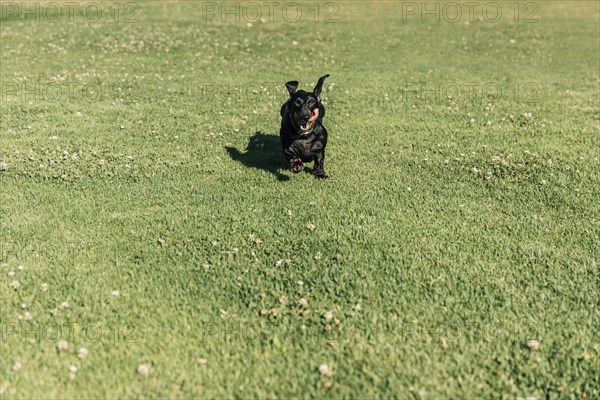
[284,149,304,173]
[289,158,304,173]
[312,151,328,179]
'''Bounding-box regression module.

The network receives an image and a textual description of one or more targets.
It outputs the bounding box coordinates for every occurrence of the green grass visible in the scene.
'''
[1,1,599,398]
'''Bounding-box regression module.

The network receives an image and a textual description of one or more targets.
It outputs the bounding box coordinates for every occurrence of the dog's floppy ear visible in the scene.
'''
[285,80,299,96]
[313,74,330,99]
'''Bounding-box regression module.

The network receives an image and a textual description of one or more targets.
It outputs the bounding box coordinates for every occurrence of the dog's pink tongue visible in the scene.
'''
[310,108,320,123]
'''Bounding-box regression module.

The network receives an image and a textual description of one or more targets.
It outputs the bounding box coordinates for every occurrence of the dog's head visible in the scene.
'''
[285,74,329,133]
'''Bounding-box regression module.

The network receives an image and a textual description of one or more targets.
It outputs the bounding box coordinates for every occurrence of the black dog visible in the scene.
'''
[279,74,330,179]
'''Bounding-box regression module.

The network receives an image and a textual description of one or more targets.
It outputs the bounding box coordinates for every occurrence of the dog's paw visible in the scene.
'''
[289,160,304,173]
[312,169,328,179]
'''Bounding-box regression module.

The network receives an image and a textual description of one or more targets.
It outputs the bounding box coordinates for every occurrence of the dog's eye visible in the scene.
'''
[294,99,303,107]
[307,98,315,106]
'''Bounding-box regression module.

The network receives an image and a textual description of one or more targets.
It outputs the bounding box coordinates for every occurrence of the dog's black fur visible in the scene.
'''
[279,74,330,179]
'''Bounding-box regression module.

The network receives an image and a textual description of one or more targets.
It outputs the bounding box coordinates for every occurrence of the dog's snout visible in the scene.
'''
[300,109,312,122]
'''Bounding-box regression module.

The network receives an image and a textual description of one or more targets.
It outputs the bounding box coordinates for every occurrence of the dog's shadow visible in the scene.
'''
[226,132,290,181]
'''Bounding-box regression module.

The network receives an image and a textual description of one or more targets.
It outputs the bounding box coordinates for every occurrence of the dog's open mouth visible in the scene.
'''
[300,108,320,133]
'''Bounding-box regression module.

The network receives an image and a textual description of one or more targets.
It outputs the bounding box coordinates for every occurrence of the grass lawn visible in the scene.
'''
[1,1,599,398]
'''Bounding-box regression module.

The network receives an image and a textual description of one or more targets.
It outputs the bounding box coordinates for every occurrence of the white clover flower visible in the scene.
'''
[111,290,120,296]
[306,223,316,231]
[137,364,150,376]
[9,281,20,290]
[527,340,540,351]
[323,311,333,321]
[57,340,69,350]
[12,361,22,371]
[40,283,49,292]
[78,348,89,359]
[299,298,308,306]
[319,364,331,375]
